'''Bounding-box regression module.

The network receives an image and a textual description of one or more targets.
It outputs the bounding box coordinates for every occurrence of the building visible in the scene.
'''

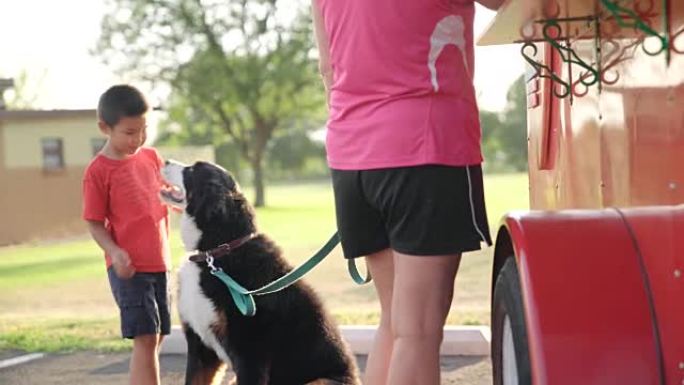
[0,77,216,245]
[0,109,102,245]
[0,109,218,246]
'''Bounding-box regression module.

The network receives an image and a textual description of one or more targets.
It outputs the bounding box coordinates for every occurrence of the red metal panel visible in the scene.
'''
[505,210,661,385]
[484,2,684,383]
[620,206,684,385]
[521,2,684,210]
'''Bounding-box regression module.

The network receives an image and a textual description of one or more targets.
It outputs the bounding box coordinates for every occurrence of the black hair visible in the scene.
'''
[97,84,149,127]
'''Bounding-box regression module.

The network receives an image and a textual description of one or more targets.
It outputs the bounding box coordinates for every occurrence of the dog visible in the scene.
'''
[161,160,360,385]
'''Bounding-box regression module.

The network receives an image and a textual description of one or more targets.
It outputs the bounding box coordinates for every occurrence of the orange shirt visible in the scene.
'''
[82,147,170,272]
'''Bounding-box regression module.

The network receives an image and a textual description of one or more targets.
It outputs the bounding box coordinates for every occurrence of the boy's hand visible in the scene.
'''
[160,184,184,213]
[110,248,136,279]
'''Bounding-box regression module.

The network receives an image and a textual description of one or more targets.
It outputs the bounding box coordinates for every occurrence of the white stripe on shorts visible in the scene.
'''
[466,166,488,244]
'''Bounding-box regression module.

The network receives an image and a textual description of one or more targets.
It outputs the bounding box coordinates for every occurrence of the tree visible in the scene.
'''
[0,70,43,109]
[266,121,326,179]
[480,75,528,173]
[480,109,503,167]
[96,0,323,207]
[498,75,528,171]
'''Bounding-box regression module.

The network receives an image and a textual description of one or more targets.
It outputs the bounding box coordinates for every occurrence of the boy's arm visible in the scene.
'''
[311,0,333,106]
[475,0,505,10]
[86,220,136,279]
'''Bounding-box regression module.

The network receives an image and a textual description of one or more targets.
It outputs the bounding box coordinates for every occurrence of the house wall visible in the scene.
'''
[0,109,219,246]
[0,167,86,245]
[3,115,98,168]
[0,123,9,243]
[0,111,97,245]
[0,110,217,245]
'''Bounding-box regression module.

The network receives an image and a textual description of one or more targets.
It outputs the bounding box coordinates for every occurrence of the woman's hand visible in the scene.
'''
[475,0,506,10]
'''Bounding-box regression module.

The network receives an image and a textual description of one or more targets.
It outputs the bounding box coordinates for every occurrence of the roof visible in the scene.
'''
[478,0,646,46]
[0,109,96,121]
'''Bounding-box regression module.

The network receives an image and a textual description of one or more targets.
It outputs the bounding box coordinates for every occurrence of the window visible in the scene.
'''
[41,138,64,171]
[91,138,107,156]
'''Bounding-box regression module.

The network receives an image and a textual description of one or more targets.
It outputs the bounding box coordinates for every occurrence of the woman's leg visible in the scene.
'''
[387,252,462,385]
[363,248,395,385]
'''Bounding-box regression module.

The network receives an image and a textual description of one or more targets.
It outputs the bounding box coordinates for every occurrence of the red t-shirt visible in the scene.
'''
[82,147,170,272]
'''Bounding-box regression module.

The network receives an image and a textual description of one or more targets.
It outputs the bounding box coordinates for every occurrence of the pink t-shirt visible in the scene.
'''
[319,0,483,170]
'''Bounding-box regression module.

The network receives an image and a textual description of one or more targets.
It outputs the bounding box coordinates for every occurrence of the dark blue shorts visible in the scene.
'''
[107,267,171,339]
[331,164,493,259]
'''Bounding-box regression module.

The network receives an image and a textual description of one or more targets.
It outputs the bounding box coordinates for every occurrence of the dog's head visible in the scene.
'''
[162,160,255,251]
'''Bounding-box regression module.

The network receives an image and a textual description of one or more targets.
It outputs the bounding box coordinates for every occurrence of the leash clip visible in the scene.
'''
[206,253,221,273]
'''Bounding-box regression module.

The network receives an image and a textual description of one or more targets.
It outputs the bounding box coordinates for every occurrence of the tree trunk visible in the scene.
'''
[250,117,272,208]
[251,156,265,207]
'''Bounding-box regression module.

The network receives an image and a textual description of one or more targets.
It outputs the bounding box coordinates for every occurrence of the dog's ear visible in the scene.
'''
[187,182,227,224]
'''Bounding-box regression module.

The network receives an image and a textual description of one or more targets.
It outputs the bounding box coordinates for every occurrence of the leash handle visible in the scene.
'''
[348,258,372,285]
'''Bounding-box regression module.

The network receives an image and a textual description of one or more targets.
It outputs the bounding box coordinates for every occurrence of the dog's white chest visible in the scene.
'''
[180,213,202,251]
[178,260,230,362]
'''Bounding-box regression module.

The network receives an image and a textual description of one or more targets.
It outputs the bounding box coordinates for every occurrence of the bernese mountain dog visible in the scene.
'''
[161,160,359,385]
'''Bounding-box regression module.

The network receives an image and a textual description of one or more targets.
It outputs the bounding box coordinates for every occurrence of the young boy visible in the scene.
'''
[82,84,171,385]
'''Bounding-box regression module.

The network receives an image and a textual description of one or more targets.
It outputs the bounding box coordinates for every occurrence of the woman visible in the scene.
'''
[313,1,504,384]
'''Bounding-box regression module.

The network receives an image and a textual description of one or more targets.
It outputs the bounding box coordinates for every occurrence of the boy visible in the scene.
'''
[82,84,171,385]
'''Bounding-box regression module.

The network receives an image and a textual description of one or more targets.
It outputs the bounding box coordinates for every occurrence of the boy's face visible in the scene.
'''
[99,115,147,157]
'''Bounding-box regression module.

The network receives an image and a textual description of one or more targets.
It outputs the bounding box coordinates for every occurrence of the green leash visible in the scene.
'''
[208,231,371,316]
[348,258,372,285]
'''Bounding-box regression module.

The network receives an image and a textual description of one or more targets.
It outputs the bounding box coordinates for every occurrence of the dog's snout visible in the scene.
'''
[165,159,189,168]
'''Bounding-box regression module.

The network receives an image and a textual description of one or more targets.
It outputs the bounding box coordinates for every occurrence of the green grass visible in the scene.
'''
[0,318,126,352]
[0,173,529,353]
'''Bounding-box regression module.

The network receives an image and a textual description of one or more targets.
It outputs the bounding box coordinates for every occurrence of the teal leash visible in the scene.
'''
[206,231,371,316]
[348,258,372,285]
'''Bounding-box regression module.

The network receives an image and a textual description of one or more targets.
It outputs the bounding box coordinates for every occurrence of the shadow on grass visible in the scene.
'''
[0,255,98,288]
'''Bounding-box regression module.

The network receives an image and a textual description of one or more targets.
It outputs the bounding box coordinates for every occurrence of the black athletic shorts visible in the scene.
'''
[331,164,492,259]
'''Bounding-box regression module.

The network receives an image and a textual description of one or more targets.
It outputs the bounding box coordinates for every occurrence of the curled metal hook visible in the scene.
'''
[542,21,600,89]
[671,26,684,55]
[521,41,571,99]
[600,0,668,56]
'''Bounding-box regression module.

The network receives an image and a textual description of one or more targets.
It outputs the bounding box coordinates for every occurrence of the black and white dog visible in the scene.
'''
[161,160,359,385]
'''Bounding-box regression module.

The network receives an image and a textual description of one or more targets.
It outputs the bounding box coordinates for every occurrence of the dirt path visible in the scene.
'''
[0,352,491,385]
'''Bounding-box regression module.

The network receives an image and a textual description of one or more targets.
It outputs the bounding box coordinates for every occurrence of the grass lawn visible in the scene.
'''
[0,173,528,352]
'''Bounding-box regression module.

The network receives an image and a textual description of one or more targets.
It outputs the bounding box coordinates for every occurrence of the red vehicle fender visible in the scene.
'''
[616,206,684,385]
[492,209,666,385]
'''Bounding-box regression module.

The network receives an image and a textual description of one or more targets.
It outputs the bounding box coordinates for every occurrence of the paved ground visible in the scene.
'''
[0,350,25,362]
[0,352,492,385]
